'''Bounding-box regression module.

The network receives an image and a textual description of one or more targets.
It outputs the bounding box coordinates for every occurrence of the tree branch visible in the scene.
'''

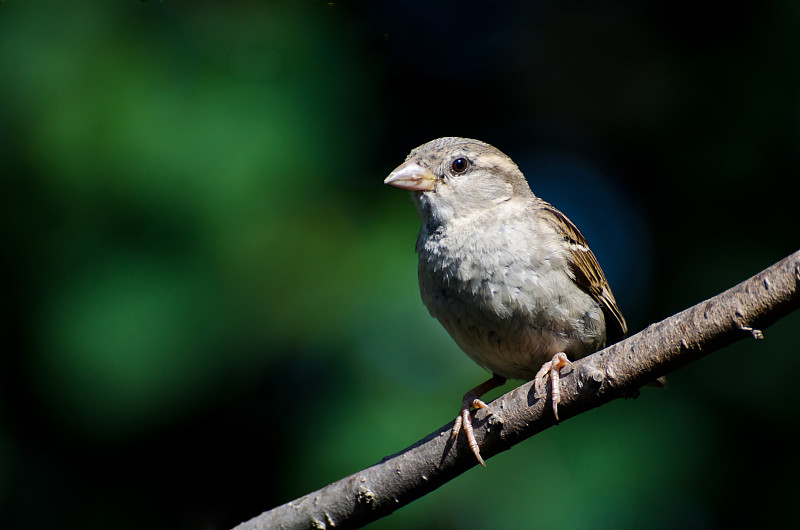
[233,250,800,530]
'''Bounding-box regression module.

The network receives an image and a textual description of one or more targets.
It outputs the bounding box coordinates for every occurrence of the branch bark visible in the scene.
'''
[233,250,800,530]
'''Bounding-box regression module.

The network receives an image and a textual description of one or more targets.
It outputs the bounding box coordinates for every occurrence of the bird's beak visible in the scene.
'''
[384,161,437,191]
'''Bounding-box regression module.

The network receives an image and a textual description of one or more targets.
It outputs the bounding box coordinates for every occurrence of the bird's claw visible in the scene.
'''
[451,374,506,467]
[452,398,491,467]
[534,352,573,421]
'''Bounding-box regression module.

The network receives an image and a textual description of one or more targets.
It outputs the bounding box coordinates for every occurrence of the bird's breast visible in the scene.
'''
[415,220,606,380]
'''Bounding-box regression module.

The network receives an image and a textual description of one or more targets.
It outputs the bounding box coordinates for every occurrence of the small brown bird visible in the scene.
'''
[384,137,627,466]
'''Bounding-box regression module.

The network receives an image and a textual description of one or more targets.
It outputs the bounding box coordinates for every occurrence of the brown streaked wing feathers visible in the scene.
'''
[539,203,627,344]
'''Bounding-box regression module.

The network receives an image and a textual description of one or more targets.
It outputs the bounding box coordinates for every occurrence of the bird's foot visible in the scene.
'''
[452,397,491,467]
[451,374,506,467]
[534,352,573,421]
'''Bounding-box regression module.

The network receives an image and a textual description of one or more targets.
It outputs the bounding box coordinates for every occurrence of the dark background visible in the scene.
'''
[2,1,799,528]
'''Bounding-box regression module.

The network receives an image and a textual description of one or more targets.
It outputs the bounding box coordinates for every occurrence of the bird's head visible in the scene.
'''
[384,137,533,225]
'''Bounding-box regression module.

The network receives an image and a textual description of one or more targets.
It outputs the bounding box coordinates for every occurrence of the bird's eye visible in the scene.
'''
[451,157,469,174]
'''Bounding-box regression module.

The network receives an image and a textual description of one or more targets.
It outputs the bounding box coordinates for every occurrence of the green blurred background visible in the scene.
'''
[2,1,799,528]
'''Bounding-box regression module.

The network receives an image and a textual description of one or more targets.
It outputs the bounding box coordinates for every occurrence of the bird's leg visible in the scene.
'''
[534,352,573,421]
[452,373,506,467]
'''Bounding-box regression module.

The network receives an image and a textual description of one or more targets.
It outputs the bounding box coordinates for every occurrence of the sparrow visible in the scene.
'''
[384,137,628,466]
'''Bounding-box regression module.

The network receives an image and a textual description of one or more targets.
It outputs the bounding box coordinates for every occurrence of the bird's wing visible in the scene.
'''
[538,202,628,344]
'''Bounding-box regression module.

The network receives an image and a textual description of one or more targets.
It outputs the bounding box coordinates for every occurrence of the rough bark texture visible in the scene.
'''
[233,250,800,530]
